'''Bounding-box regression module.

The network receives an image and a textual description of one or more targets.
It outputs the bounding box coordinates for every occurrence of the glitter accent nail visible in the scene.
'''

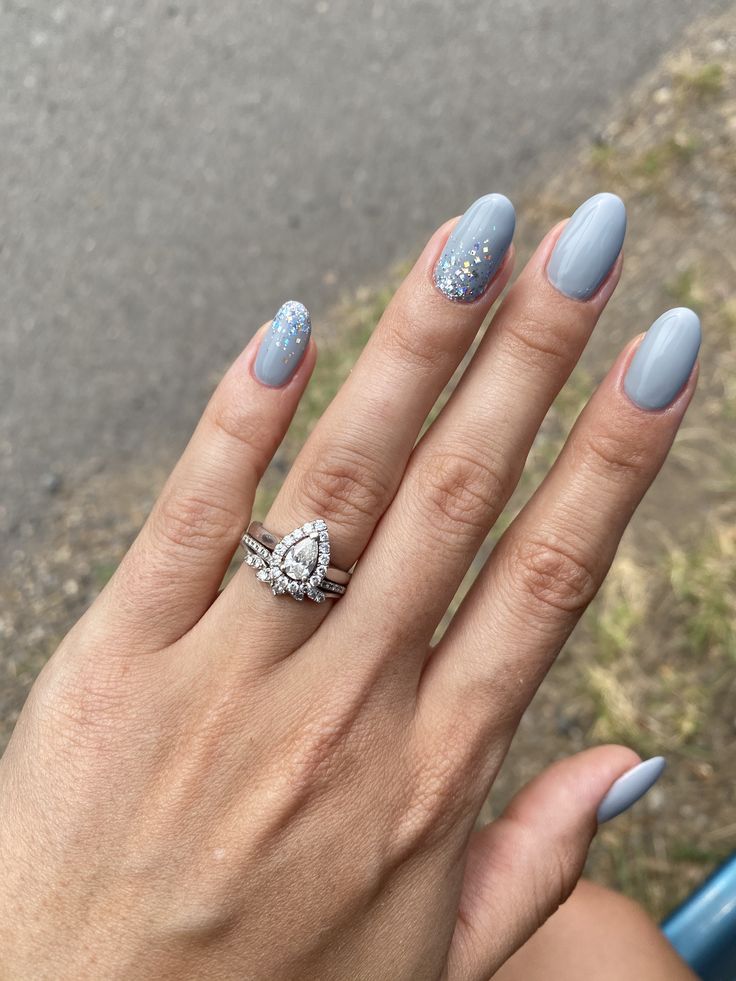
[434,193,516,303]
[254,300,311,387]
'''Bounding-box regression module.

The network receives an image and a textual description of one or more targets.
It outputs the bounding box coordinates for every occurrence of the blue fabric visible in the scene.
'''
[662,853,736,981]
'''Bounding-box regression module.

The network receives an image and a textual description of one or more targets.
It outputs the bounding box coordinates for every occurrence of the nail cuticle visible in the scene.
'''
[254,300,311,388]
[433,193,516,304]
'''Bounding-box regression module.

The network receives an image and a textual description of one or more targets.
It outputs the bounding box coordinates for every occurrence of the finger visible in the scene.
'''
[423,307,701,742]
[94,304,316,653]
[213,195,516,647]
[347,193,626,651]
[445,747,663,981]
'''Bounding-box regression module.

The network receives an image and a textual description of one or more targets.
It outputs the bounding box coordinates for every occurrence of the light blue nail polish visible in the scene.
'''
[624,307,701,410]
[434,193,516,303]
[597,757,666,824]
[254,301,311,387]
[547,192,627,300]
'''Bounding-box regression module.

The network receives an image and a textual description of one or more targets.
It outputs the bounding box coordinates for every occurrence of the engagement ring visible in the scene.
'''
[242,519,350,603]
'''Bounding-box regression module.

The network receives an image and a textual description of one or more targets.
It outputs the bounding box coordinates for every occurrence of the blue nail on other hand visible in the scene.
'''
[597,757,666,824]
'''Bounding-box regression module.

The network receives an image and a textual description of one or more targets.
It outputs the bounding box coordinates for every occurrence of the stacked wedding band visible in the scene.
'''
[242,519,350,603]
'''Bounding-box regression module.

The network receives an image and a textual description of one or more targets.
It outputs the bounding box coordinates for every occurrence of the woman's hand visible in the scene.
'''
[0,193,700,980]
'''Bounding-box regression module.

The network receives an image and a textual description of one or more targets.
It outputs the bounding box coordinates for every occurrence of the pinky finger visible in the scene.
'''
[92,303,316,654]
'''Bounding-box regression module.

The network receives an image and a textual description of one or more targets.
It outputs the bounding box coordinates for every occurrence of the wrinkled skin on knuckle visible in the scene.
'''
[293,443,393,533]
[492,814,584,934]
[502,301,580,373]
[207,388,275,469]
[380,299,453,377]
[510,535,600,617]
[576,424,651,482]
[150,486,243,557]
[413,450,507,549]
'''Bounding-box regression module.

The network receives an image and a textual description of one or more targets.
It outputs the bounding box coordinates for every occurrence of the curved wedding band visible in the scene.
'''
[241,519,350,603]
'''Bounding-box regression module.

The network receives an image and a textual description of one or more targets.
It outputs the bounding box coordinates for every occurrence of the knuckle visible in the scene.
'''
[578,427,649,480]
[207,397,271,472]
[526,825,579,926]
[151,489,242,555]
[495,814,582,931]
[380,304,450,375]
[503,303,579,372]
[294,444,393,531]
[510,535,599,616]
[544,839,581,918]
[415,449,507,544]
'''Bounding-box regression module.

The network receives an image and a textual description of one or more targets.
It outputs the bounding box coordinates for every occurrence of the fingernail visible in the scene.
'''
[597,757,666,824]
[434,193,516,303]
[624,307,701,410]
[254,300,311,387]
[547,192,627,300]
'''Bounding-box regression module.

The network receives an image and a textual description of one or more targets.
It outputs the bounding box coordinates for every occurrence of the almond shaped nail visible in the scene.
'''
[254,300,311,387]
[434,193,516,303]
[624,308,701,410]
[547,192,626,301]
[597,756,666,824]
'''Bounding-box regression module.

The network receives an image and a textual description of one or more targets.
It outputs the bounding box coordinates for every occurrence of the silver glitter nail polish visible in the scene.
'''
[434,193,516,303]
[254,300,311,387]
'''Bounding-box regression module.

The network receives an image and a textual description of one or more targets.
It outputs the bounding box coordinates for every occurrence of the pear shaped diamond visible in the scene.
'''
[282,535,319,582]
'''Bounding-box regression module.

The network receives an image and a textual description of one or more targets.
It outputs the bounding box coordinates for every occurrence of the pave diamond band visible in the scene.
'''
[241,519,350,603]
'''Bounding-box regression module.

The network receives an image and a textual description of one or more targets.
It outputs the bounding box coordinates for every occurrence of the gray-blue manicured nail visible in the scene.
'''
[597,757,666,824]
[547,192,627,300]
[434,193,516,303]
[624,307,701,410]
[254,300,311,387]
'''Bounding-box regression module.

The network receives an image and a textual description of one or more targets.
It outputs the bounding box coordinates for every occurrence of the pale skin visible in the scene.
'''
[0,215,698,980]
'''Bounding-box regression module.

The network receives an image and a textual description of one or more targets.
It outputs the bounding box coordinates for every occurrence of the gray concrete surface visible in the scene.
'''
[1,0,729,539]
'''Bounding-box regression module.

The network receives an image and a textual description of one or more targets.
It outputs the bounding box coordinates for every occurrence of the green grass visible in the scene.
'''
[637,135,699,176]
[670,527,736,662]
[670,841,732,866]
[666,265,707,313]
[675,62,726,100]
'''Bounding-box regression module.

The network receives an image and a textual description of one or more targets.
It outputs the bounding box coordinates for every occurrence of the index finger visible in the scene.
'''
[421,307,701,750]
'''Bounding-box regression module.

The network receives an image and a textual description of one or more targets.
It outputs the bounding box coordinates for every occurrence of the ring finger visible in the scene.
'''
[212,194,516,650]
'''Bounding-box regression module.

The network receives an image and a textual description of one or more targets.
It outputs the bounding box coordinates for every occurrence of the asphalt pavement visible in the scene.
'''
[1,0,730,539]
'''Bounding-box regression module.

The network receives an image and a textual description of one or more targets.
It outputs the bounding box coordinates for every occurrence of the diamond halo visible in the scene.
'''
[268,520,330,603]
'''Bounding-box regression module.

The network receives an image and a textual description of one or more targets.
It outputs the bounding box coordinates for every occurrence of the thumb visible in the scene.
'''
[446,747,665,981]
